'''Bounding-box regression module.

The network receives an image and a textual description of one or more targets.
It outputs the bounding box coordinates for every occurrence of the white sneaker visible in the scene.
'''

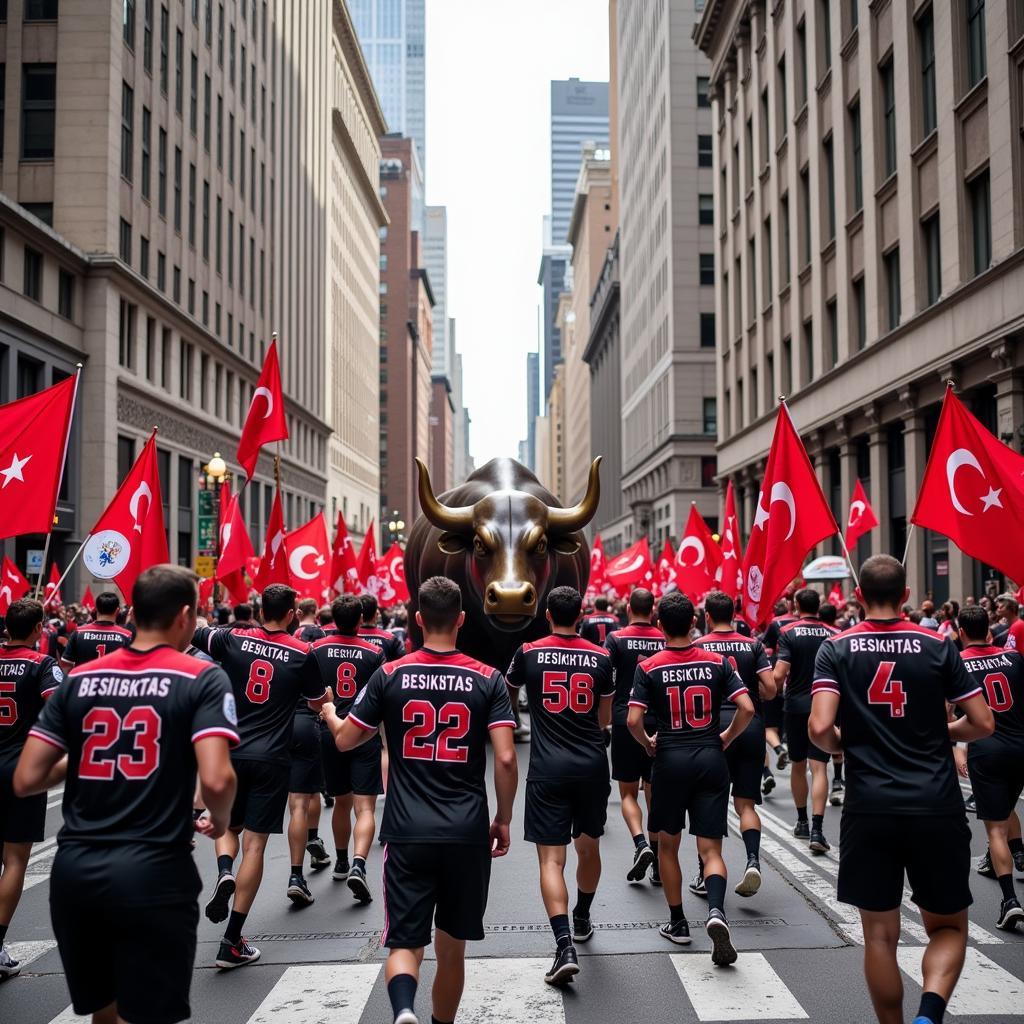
[0,948,21,979]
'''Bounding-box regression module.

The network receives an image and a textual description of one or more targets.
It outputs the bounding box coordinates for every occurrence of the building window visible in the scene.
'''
[119,218,132,264]
[172,265,180,303]
[759,88,770,164]
[22,64,56,159]
[217,2,224,64]
[120,81,134,181]
[853,276,866,350]
[157,251,166,290]
[161,327,171,388]
[157,128,167,215]
[819,0,832,71]
[802,320,814,384]
[922,212,941,305]
[697,76,710,108]
[966,0,986,89]
[698,134,712,167]
[24,0,58,20]
[179,340,193,399]
[918,7,936,137]
[799,167,811,265]
[695,311,715,350]
[796,20,808,108]
[823,135,835,240]
[745,117,754,188]
[215,196,222,271]
[143,0,153,70]
[118,298,137,369]
[228,112,234,180]
[777,56,788,136]
[160,5,169,94]
[58,268,73,319]
[780,194,791,284]
[188,163,196,246]
[763,215,773,298]
[174,28,183,115]
[782,337,793,394]
[849,99,863,212]
[189,52,198,133]
[884,246,901,330]
[826,298,838,367]
[699,253,715,286]
[139,235,149,278]
[849,0,859,31]
[0,63,4,161]
[23,247,42,300]
[701,457,718,488]
[880,57,896,178]
[202,180,210,260]
[968,169,991,276]
[698,193,714,226]
[141,106,151,198]
[117,436,136,483]
[203,74,211,150]
[124,0,136,46]
[21,202,52,225]
[173,146,182,231]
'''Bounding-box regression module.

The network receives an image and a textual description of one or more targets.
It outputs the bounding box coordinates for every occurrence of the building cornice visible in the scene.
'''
[331,109,389,228]
[332,0,388,138]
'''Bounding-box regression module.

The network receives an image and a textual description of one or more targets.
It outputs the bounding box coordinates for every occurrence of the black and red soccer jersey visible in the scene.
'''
[812,620,981,815]
[0,645,62,769]
[694,631,771,720]
[293,623,327,644]
[309,634,385,718]
[762,614,797,659]
[603,624,665,725]
[348,648,515,845]
[960,645,1024,752]
[776,618,839,714]
[192,626,327,764]
[506,633,614,781]
[62,622,134,667]
[358,625,404,661]
[29,645,238,846]
[580,614,619,645]
[630,646,746,751]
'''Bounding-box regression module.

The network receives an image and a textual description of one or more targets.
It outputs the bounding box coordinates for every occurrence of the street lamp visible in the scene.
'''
[387,509,406,546]
[204,452,228,485]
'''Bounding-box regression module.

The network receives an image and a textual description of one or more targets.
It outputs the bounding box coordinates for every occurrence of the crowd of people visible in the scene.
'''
[0,556,1022,1024]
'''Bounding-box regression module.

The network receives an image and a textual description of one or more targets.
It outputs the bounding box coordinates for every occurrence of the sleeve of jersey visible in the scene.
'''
[191,666,241,745]
[724,665,747,703]
[775,631,791,664]
[598,654,616,697]
[40,657,64,699]
[943,640,983,703]
[28,684,69,751]
[190,626,216,656]
[628,665,650,709]
[346,668,384,732]
[754,641,771,675]
[300,655,331,702]
[62,633,76,662]
[487,671,517,730]
[811,642,841,697]
[504,648,523,689]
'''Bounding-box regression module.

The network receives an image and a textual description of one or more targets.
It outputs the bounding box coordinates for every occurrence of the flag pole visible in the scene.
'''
[901,524,916,567]
[836,531,861,589]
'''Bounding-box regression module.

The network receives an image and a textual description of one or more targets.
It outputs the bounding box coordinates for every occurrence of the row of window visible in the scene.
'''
[2,231,76,320]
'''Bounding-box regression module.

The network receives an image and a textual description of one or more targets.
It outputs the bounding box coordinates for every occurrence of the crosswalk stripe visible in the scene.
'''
[44,1007,89,1023]
[244,963,380,1024]
[459,958,565,1024]
[670,952,808,1021]
[7,940,57,970]
[896,946,1024,1016]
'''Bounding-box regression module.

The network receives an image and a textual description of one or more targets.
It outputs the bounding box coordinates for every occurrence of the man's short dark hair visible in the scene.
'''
[332,594,363,632]
[6,598,44,641]
[658,591,695,637]
[297,597,318,618]
[819,603,837,626]
[959,605,990,641]
[132,565,198,630]
[773,599,789,616]
[261,583,296,623]
[997,594,1019,615]
[548,586,583,627]
[360,593,379,622]
[232,602,252,622]
[628,588,654,618]
[594,596,609,612]
[95,591,120,616]
[318,605,334,625]
[704,590,734,625]
[418,576,462,632]
[859,555,907,608]
[795,588,820,615]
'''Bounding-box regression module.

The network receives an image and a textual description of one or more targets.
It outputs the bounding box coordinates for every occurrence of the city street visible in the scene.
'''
[2,724,1022,1024]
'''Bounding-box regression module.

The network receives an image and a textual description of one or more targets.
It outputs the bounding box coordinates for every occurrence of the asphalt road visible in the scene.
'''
[2,729,1023,1023]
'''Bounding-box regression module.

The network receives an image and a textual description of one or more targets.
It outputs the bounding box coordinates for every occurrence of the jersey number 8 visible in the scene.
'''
[245,659,274,704]
[541,671,594,714]
[335,662,359,700]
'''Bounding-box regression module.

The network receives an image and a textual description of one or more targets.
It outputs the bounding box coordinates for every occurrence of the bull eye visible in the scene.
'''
[473,536,487,557]
[535,538,547,556]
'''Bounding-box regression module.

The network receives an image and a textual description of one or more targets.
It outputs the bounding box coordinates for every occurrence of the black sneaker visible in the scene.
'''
[1014,848,1024,874]
[977,850,996,878]
[332,858,351,881]
[996,897,1024,931]
[322,791,335,809]
[965,793,977,813]
[347,863,372,903]
[829,780,844,806]
[215,936,261,969]
[688,871,707,897]
[287,873,315,906]
[650,858,662,887]
[762,772,776,796]
[776,747,789,771]
[809,829,831,854]
[0,948,21,979]
[735,855,762,897]
[659,918,692,945]
[306,836,331,871]
[544,945,579,985]
[793,820,810,840]
[204,870,236,923]
[627,844,655,883]
[706,909,738,966]
[573,914,594,943]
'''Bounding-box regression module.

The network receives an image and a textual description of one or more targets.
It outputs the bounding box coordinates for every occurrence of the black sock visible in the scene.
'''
[632,833,647,850]
[650,838,659,859]
[224,909,247,945]
[0,923,8,946]
[742,828,761,859]
[812,814,824,832]
[796,806,808,822]
[550,913,572,950]
[762,764,772,777]
[668,902,684,923]
[917,991,946,1024]
[574,889,596,919]
[291,864,303,876]
[387,974,418,1020]
[337,850,349,865]
[432,1018,453,1024]
[217,854,234,875]
[705,873,727,914]
[773,744,784,755]
[833,761,844,783]
[1009,837,1023,856]
[307,828,318,842]
[353,855,366,872]
[998,873,1016,901]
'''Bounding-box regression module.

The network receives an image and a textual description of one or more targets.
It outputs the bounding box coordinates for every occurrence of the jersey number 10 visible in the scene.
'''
[666,685,713,729]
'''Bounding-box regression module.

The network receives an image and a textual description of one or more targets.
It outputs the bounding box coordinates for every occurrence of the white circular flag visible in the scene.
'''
[83,530,132,579]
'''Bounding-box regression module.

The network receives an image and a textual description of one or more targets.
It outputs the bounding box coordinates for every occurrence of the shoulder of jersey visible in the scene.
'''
[311,634,381,655]
[242,627,311,651]
[69,646,213,678]
[828,620,946,643]
[962,644,1020,661]
[0,646,47,663]
[523,634,609,657]
[697,631,753,646]
[384,648,497,678]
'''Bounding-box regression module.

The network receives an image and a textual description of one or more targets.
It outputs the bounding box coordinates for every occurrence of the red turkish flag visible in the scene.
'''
[330,513,360,595]
[0,555,31,615]
[81,431,169,603]
[237,339,289,480]
[375,543,410,606]
[845,478,879,550]
[198,576,216,611]
[911,385,1024,582]
[254,485,291,591]
[355,522,378,593]
[81,586,96,614]
[216,494,255,580]
[0,374,78,541]
[655,539,677,597]
[715,480,745,601]
[828,582,845,608]
[605,537,654,590]
[741,405,838,627]
[285,513,331,601]
[42,564,63,608]
[675,505,723,603]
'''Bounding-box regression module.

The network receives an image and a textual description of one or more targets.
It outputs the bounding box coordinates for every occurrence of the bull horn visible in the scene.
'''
[547,457,602,533]
[415,458,474,531]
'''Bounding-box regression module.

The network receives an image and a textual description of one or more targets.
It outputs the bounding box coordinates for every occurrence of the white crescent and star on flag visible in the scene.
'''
[289,545,325,580]
[753,481,797,539]
[0,452,31,489]
[129,482,153,533]
[250,386,274,419]
[677,536,705,568]
[946,448,1002,515]
[847,499,866,528]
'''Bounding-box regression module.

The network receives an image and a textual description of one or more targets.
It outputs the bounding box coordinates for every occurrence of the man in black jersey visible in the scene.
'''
[580,596,619,645]
[817,602,847,807]
[309,594,386,900]
[15,565,238,1024]
[0,599,62,977]
[192,582,330,968]
[761,598,796,784]
[359,593,405,660]
[232,603,253,623]
[293,598,326,643]
[507,586,614,985]
[629,592,753,964]
[694,590,776,898]
[810,555,994,1024]
[321,576,517,1024]
[605,588,665,885]
[774,588,838,852]
[60,591,133,671]
[956,605,1024,931]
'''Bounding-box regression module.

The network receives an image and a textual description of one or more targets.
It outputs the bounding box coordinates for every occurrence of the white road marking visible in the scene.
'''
[670,952,808,1021]
[458,958,566,1024]
[244,963,380,1024]
[44,1008,90,1024]
[7,940,57,970]
[896,946,1024,1016]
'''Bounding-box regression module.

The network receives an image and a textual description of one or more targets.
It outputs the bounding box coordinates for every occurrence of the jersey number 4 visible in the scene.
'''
[867,662,907,718]
[541,671,594,714]
[80,706,161,780]
[402,700,470,763]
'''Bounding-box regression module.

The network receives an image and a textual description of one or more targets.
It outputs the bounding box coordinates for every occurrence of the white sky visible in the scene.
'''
[424,0,610,467]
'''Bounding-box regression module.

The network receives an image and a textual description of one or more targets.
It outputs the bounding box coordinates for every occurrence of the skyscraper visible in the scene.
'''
[538,216,571,404]
[525,351,540,471]
[423,206,451,381]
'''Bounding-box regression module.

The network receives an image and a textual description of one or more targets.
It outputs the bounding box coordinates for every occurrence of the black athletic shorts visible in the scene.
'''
[50,844,200,1024]
[784,710,830,763]
[838,812,973,915]
[382,842,491,948]
[649,746,730,838]
[610,723,652,784]
[321,728,383,797]
[763,693,784,730]
[724,715,765,803]
[968,746,1024,822]
[230,757,290,834]
[524,772,611,846]
[289,713,324,794]
[0,763,46,843]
